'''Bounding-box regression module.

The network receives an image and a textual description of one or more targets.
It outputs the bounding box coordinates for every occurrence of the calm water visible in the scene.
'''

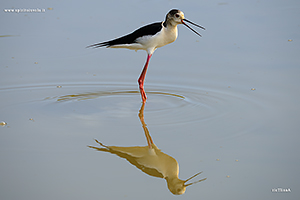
[1,0,299,199]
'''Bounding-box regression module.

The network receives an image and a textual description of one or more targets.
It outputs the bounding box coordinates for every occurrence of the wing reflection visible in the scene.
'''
[88,103,206,195]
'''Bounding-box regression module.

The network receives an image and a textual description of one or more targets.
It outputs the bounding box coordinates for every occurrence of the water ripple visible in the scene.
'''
[0,83,262,127]
[40,83,261,126]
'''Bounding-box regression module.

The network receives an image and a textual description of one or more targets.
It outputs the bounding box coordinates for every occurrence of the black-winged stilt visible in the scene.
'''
[87,9,205,103]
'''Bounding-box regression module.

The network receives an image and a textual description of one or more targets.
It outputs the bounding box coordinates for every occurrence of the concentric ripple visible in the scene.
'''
[44,83,261,126]
[0,82,262,126]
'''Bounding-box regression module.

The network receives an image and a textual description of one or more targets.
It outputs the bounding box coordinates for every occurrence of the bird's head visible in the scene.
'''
[166,9,185,25]
[165,9,205,37]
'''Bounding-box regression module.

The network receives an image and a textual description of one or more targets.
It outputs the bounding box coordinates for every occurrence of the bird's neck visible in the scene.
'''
[160,21,178,45]
[162,20,178,36]
[163,20,178,29]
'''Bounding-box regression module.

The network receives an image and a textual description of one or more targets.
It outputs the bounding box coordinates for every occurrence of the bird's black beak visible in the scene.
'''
[181,19,205,37]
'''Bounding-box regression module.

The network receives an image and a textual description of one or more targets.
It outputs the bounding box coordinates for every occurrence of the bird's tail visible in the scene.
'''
[86,41,110,48]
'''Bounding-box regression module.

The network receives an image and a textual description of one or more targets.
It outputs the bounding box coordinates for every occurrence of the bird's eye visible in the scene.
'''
[175,14,180,18]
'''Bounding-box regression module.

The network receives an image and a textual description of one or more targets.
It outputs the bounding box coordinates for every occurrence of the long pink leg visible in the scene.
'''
[138,54,152,103]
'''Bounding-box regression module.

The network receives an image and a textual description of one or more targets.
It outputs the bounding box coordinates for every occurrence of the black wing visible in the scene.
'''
[87,22,163,48]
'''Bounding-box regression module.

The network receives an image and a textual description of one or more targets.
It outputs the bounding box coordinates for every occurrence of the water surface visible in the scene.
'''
[1,0,299,199]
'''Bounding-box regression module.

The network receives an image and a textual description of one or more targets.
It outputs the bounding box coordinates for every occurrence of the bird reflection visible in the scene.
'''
[88,103,206,195]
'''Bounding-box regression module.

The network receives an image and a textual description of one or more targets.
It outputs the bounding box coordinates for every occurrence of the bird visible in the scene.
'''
[88,103,206,195]
[87,9,205,103]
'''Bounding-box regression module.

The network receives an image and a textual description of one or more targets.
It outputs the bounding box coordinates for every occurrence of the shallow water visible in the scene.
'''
[1,0,299,199]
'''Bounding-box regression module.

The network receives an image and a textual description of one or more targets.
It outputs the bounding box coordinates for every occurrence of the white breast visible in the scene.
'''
[136,25,178,54]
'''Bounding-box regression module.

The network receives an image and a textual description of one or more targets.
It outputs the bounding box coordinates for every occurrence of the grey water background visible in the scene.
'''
[1,0,299,199]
